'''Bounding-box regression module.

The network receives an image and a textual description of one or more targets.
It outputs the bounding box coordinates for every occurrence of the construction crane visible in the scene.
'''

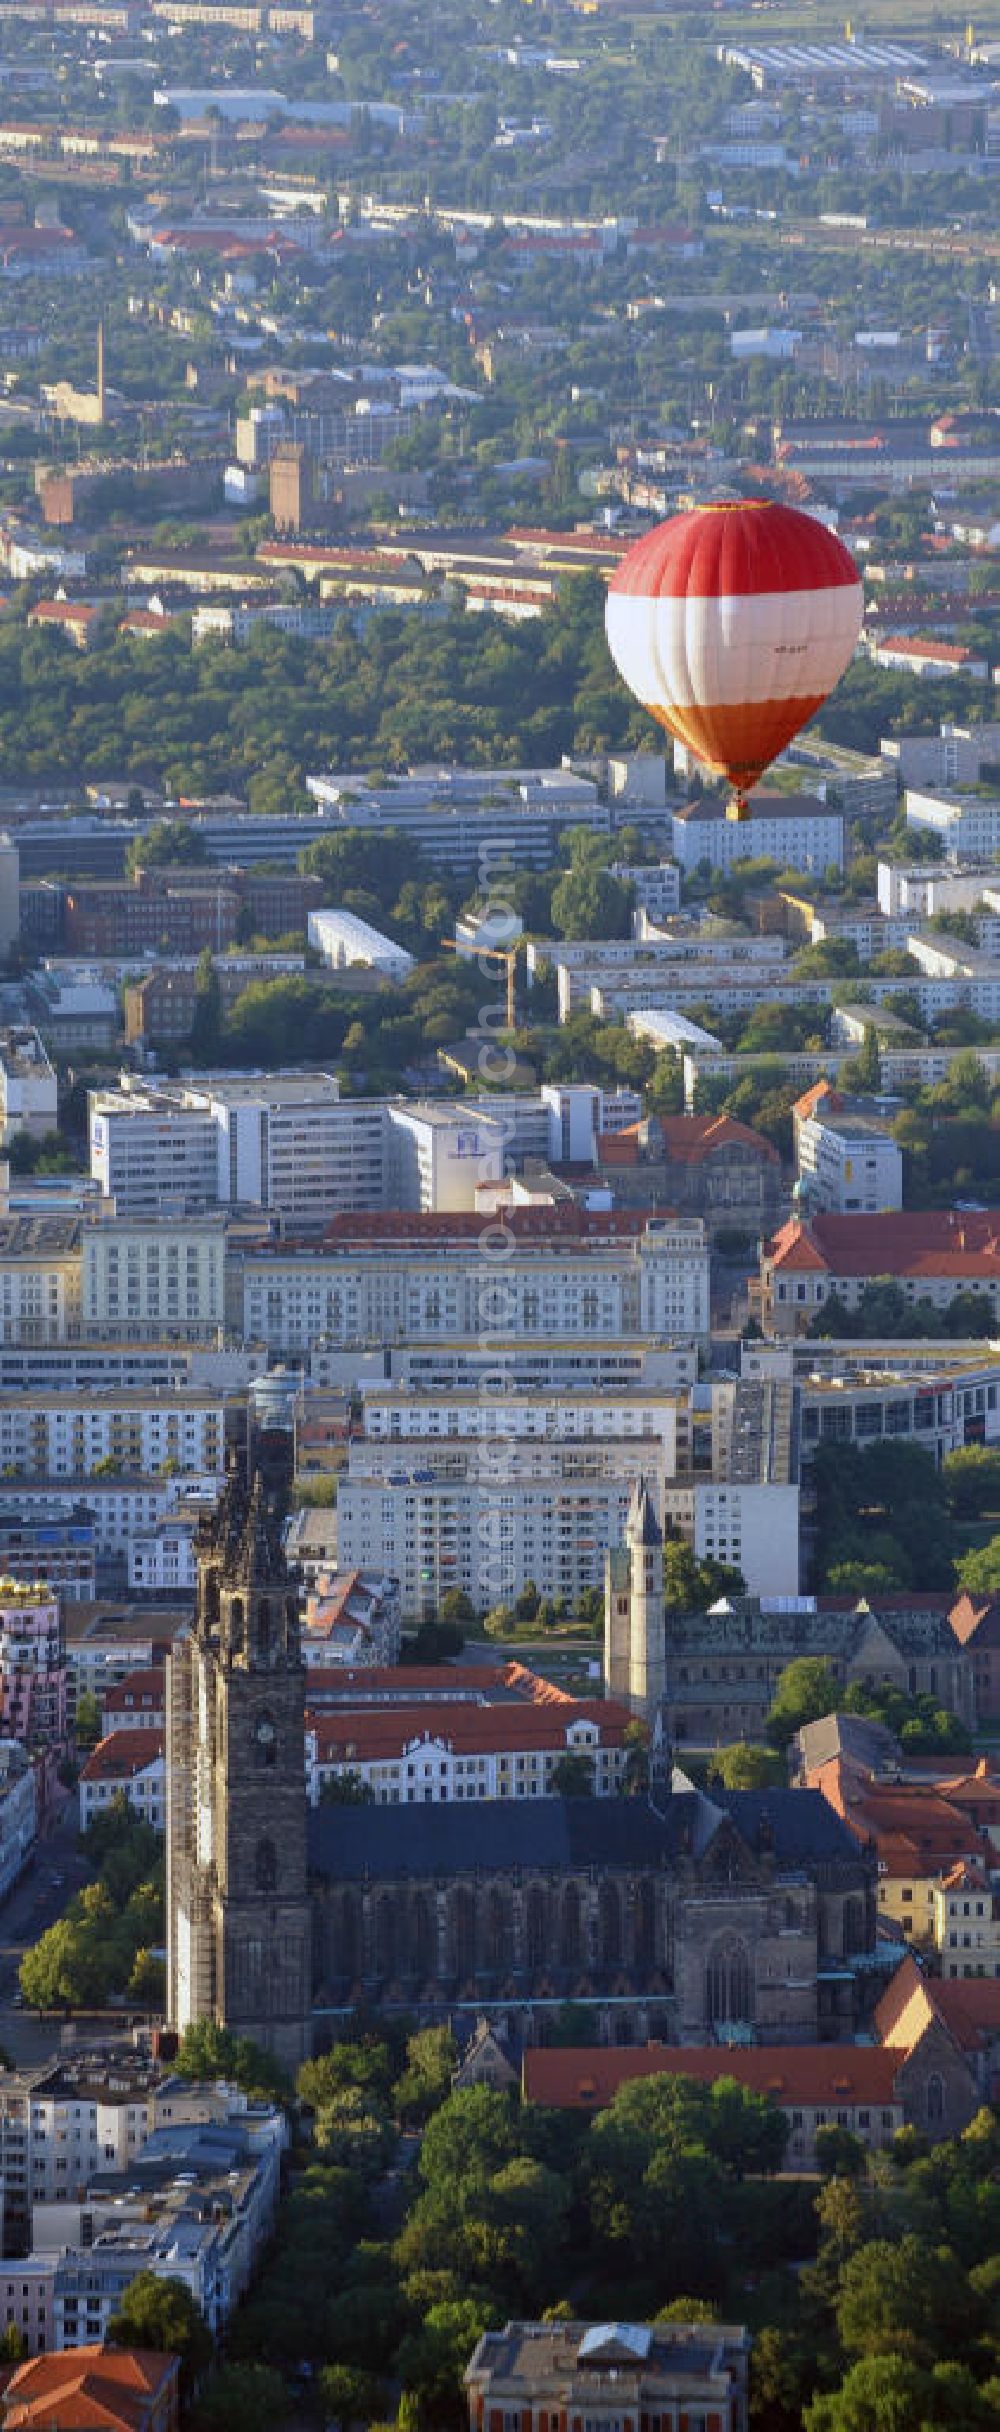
[441,937,519,1032]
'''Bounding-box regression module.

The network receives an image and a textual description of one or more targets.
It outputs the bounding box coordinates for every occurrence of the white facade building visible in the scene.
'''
[905,789,1000,860]
[876,860,998,919]
[0,1389,225,1481]
[127,1515,198,1594]
[240,1215,711,1354]
[797,1108,904,1214]
[308,907,415,982]
[338,1438,669,1621]
[81,1216,226,1341]
[0,1030,57,1145]
[79,1730,165,1831]
[0,1741,36,1897]
[387,1103,505,1212]
[671,793,844,877]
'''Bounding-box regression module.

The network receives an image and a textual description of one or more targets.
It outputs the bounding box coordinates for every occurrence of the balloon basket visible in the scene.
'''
[725,793,751,823]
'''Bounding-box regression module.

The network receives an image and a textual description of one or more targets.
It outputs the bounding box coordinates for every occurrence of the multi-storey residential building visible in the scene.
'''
[0,1031,57,1145]
[0,1588,66,1752]
[80,1217,226,1343]
[0,1503,95,1602]
[338,1435,670,1621]
[0,1742,35,1899]
[127,1517,198,1595]
[0,1218,82,1346]
[905,788,1000,859]
[79,1730,165,1830]
[670,790,844,875]
[100,1670,165,1737]
[794,1086,904,1215]
[0,1390,225,1481]
[240,1209,711,1353]
[932,1859,1000,1980]
[88,1089,220,1218]
[295,1570,401,1667]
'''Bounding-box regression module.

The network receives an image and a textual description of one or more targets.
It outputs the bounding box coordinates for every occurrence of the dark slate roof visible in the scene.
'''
[630,1477,663,1549]
[712,1788,863,1864]
[307,1788,862,1883]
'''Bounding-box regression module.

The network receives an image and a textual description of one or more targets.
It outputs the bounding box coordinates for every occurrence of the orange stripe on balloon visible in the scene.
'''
[644,694,828,790]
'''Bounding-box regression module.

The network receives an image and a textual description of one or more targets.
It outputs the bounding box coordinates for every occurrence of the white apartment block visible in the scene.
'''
[876,860,998,920]
[81,1217,226,1341]
[89,1088,220,1216]
[882,722,1000,792]
[305,1704,626,1806]
[378,1338,699,1394]
[306,764,610,874]
[387,1104,505,1213]
[797,1110,903,1214]
[241,1217,711,1354]
[611,859,681,924]
[0,1217,82,1346]
[0,1742,36,1898]
[905,789,1000,860]
[670,794,844,877]
[360,1384,688,1467]
[663,1478,801,1596]
[0,1390,225,1481]
[0,1030,57,1145]
[338,1438,669,1620]
[308,907,415,981]
[127,1515,198,1593]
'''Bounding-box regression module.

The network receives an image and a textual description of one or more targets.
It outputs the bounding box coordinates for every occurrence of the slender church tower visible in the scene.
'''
[604,1475,666,1725]
[166,1442,311,2070]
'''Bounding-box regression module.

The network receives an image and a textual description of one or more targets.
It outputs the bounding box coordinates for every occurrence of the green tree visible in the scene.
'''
[766,1659,840,1750]
[944,1446,1000,1522]
[174,2020,289,2100]
[550,1751,595,1796]
[192,2363,288,2432]
[74,1689,101,1748]
[320,1769,375,1805]
[318,2365,386,2429]
[956,1537,1000,1597]
[190,947,222,1062]
[815,2125,867,2179]
[395,2027,458,2127]
[107,2272,213,2393]
[708,1743,785,1791]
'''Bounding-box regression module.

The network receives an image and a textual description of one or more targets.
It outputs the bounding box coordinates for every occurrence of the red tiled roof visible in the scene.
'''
[950,1591,1000,1649]
[522,2042,902,2110]
[322,1207,649,1245]
[655,1113,779,1165]
[102,1669,165,1714]
[80,1729,164,1783]
[308,1698,629,1763]
[768,1208,1000,1280]
[4,2346,178,2432]
[876,635,979,665]
[792,1078,840,1123]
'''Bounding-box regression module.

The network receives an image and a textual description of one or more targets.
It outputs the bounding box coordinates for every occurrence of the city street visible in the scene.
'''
[0,1796,90,2066]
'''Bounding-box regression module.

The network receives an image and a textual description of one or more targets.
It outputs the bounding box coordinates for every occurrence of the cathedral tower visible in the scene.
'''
[166,1448,311,2070]
[604,1476,666,1724]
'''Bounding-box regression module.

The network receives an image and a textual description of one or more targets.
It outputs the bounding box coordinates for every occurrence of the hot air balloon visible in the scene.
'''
[605,498,864,818]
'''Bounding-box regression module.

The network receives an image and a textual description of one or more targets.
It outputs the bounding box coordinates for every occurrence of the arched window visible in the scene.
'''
[599,1881,622,1971]
[255,1838,277,1895]
[229,1596,244,1656]
[203,1567,220,1634]
[706,1936,753,2028]
[256,1598,272,1662]
[525,1885,547,1971]
[634,1880,656,1972]
[451,1887,476,1980]
[843,1897,864,1955]
[375,1893,397,1979]
[412,1891,436,1982]
[484,1888,508,1973]
[560,1882,582,1970]
[926,2072,945,2126]
[338,1892,359,1982]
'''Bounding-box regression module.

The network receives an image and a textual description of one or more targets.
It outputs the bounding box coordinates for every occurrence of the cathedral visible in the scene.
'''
[166,1457,877,2065]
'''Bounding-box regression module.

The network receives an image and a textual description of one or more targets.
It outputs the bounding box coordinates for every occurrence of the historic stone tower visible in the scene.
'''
[166,1445,311,2070]
[604,1476,666,1724]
